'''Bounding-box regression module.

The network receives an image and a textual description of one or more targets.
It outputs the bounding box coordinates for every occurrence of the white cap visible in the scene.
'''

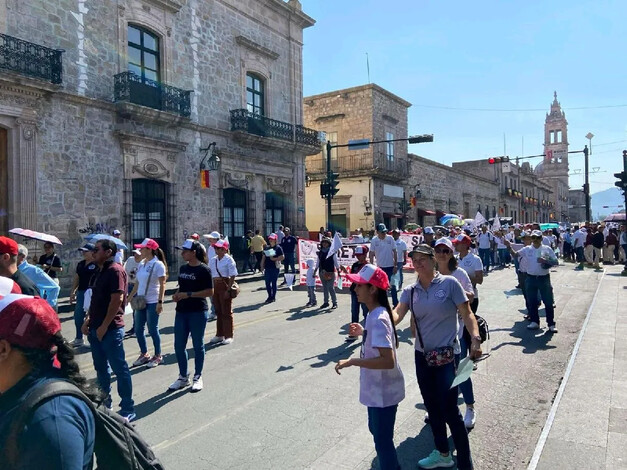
[113,229,121,235]
[424,227,434,234]
[203,231,221,240]
[434,238,454,251]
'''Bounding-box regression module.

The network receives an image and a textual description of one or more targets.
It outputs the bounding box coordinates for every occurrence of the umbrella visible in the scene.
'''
[604,213,626,222]
[84,233,128,250]
[9,228,63,245]
[444,218,464,227]
[539,223,560,231]
[439,214,461,225]
[404,223,420,232]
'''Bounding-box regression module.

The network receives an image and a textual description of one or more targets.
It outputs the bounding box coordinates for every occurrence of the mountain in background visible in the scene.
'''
[591,187,625,220]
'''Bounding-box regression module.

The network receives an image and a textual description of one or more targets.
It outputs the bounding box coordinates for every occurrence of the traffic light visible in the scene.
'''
[328,172,340,197]
[488,156,510,164]
[320,182,329,198]
[398,199,410,214]
[615,171,627,190]
[408,134,434,144]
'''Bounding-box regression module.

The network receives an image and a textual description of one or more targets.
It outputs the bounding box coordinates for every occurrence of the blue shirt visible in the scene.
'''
[18,261,60,307]
[280,235,297,254]
[0,373,95,470]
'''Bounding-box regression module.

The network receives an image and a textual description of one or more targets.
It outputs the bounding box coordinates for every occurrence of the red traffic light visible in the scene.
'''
[488,156,510,164]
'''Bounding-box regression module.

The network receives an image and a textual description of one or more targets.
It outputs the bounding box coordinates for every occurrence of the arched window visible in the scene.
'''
[246,73,265,116]
[128,25,160,84]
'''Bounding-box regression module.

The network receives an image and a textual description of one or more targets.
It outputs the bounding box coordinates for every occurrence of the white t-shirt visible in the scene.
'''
[209,254,238,278]
[370,235,397,268]
[517,245,557,276]
[114,249,124,265]
[477,232,493,249]
[494,236,506,250]
[573,230,586,248]
[451,268,473,339]
[394,238,408,262]
[457,252,483,298]
[135,258,167,304]
[359,306,405,408]
[124,257,140,284]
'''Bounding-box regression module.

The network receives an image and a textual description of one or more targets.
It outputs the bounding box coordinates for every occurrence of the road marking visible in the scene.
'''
[527,269,605,470]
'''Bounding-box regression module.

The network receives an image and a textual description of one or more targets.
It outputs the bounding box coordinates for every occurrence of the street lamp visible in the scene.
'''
[200,142,220,172]
[584,132,594,224]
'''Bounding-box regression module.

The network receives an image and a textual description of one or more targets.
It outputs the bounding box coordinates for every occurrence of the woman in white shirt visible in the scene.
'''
[207,239,239,345]
[129,238,168,368]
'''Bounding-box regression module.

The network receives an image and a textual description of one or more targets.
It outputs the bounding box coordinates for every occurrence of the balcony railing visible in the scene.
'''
[306,152,408,177]
[230,109,321,146]
[0,33,63,84]
[114,72,191,118]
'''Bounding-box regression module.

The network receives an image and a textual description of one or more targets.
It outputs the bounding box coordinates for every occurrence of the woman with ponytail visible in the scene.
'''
[335,264,404,470]
[0,295,98,469]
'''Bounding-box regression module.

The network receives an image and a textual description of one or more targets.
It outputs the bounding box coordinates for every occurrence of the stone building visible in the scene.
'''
[0,0,319,281]
[303,84,411,234]
[568,189,587,224]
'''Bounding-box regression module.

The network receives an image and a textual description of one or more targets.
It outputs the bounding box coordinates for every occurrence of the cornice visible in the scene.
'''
[235,36,280,60]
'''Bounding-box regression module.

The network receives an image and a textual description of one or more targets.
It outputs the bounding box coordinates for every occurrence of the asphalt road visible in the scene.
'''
[61,263,602,470]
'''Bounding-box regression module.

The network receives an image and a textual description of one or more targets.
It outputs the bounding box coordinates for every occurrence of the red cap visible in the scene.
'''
[268,233,278,240]
[0,294,61,349]
[214,239,230,250]
[134,238,159,250]
[0,236,18,256]
[190,233,200,240]
[345,264,390,290]
[453,234,472,245]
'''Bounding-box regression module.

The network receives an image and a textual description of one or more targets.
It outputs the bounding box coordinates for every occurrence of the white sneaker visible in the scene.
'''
[549,325,558,333]
[464,407,476,429]
[527,322,540,330]
[221,337,233,345]
[209,336,225,344]
[191,375,203,392]
[132,353,151,367]
[168,375,190,391]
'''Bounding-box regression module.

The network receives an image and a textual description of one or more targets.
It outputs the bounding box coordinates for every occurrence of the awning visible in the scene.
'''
[416,208,436,216]
[383,212,404,218]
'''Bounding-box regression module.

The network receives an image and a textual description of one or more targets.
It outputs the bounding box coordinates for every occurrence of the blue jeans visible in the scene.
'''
[265,269,279,300]
[367,405,400,470]
[524,274,555,326]
[283,252,296,273]
[135,303,161,356]
[415,351,473,470]
[73,290,86,340]
[455,334,475,405]
[380,266,398,306]
[350,290,368,323]
[174,310,208,377]
[478,248,491,271]
[498,248,509,266]
[88,327,134,414]
[575,246,585,263]
[321,271,337,305]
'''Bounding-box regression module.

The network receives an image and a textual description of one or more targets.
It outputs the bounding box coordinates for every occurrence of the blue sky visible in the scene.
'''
[301,0,626,198]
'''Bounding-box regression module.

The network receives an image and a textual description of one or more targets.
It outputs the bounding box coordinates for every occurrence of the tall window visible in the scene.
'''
[386,132,394,161]
[132,179,168,254]
[246,73,265,116]
[223,189,247,259]
[128,25,160,83]
[265,192,284,236]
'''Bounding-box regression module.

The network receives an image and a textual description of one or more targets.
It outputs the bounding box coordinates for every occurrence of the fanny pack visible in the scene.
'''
[410,286,455,367]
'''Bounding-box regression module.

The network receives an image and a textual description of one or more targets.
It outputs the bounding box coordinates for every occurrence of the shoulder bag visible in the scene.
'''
[215,258,240,299]
[130,260,154,311]
[410,287,455,367]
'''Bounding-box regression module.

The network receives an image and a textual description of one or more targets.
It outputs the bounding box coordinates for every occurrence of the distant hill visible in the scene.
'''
[591,187,625,220]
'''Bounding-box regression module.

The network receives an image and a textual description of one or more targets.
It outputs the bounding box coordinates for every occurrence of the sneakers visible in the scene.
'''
[549,325,558,333]
[320,303,330,309]
[464,407,476,429]
[209,336,225,344]
[118,411,137,423]
[305,302,312,307]
[69,338,84,347]
[124,327,136,338]
[418,449,454,469]
[331,304,338,309]
[168,375,190,391]
[191,375,203,392]
[527,322,540,330]
[221,337,233,345]
[207,313,217,321]
[146,355,162,368]
[132,353,151,367]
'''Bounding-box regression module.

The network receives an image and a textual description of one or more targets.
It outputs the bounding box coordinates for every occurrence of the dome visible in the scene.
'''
[534,161,545,175]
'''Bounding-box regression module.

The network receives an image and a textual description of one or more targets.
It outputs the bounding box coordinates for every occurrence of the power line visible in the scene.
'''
[413,103,627,112]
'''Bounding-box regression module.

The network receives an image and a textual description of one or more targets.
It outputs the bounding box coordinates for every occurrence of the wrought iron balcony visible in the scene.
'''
[0,34,63,84]
[114,72,191,118]
[230,109,321,147]
[306,152,408,181]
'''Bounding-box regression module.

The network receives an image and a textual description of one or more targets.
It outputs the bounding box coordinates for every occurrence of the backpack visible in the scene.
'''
[6,380,165,470]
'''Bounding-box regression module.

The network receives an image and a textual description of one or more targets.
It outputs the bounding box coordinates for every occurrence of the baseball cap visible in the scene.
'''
[320,236,332,245]
[78,242,95,252]
[214,239,230,250]
[112,229,121,236]
[190,233,200,240]
[345,264,390,290]
[268,233,278,240]
[0,277,22,296]
[391,228,400,234]
[423,227,434,235]
[376,223,388,233]
[409,244,435,259]
[354,245,369,255]
[134,238,159,250]
[0,294,61,349]
[0,236,18,256]
[203,231,221,240]
[531,230,543,238]
[434,238,454,251]
[175,239,199,250]
[453,234,472,245]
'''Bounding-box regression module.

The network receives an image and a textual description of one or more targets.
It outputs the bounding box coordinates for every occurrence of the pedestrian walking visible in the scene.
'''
[69,243,97,347]
[477,225,493,273]
[0,295,98,469]
[242,230,255,273]
[454,234,484,314]
[169,239,213,392]
[123,248,143,338]
[82,238,135,422]
[251,230,266,274]
[113,229,124,264]
[335,264,404,470]
[17,244,60,309]
[620,224,627,264]
[0,236,40,296]
[128,238,167,368]
[590,226,604,270]
[506,231,559,332]
[369,224,398,305]
[304,258,317,307]
[261,234,284,304]
[604,229,618,265]
[208,239,238,345]
[314,237,340,309]
[34,242,63,284]
[393,244,481,470]
[341,245,369,341]
[391,229,408,305]
[203,231,221,320]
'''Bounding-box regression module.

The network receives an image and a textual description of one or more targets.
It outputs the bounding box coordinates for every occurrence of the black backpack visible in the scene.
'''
[6,380,165,470]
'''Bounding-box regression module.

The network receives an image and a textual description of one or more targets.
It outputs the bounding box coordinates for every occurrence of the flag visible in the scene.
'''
[284,273,295,290]
[492,216,501,231]
[326,232,343,259]
[473,211,487,227]
[200,170,210,188]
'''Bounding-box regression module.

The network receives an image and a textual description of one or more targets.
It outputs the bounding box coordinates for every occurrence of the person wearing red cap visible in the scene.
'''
[335,264,404,470]
[0,295,97,468]
[208,239,238,345]
[129,238,168,368]
[0,236,40,297]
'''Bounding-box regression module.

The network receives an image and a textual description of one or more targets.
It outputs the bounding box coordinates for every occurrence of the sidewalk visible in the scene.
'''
[530,264,627,469]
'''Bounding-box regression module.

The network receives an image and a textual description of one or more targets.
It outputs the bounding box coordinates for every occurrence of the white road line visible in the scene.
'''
[527,269,605,470]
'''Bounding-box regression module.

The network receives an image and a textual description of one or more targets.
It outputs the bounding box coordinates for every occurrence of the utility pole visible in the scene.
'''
[583,145,591,224]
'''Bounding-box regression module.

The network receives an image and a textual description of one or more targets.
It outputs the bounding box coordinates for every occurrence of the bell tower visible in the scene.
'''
[543,91,569,170]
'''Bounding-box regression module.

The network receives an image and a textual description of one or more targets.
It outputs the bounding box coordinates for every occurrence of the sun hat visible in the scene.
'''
[434,238,454,251]
[0,236,18,256]
[409,244,435,259]
[0,294,61,349]
[213,239,230,250]
[134,238,159,250]
[345,264,390,290]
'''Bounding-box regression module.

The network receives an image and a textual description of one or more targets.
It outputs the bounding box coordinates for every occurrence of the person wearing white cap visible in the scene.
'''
[202,231,221,321]
[207,239,239,345]
[112,229,124,264]
[505,231,558,332]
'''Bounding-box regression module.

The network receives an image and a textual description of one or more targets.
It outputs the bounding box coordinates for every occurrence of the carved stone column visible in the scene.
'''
[15,119,37,229]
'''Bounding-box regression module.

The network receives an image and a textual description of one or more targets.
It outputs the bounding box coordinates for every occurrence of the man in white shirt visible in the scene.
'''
[113,229,124,264]
[506,230,558,332]
[572,226,587,270]
[477,225,493,273]
[369,223,398,304]
[391,229,408,301]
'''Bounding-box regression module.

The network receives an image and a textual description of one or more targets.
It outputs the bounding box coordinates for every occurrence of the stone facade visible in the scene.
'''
[0,0,318,283]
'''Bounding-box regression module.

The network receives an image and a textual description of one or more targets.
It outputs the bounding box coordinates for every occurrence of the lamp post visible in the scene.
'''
[200,142,220,171]
[584,132,594,224]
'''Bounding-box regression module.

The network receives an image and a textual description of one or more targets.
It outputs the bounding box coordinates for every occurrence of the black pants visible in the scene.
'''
[254,252,263,271]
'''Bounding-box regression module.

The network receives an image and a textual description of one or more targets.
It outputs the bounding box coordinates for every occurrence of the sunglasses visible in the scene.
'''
[435,248,451,254]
